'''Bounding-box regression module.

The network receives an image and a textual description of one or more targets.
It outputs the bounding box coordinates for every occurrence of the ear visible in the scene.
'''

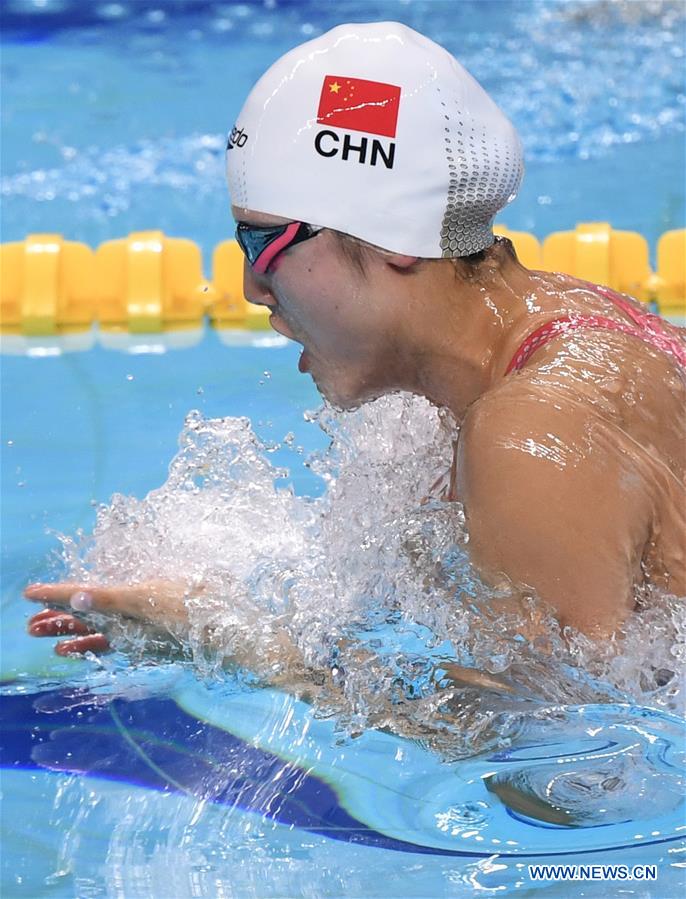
[383,253,419,272]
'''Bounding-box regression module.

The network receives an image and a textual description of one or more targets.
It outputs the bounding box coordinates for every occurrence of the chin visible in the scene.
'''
[314,372,387,412]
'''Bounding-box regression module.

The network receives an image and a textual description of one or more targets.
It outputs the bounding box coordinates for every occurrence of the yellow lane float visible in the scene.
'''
[646,229,686,320]
[541,222,652,301]
[1,224,684,338]
[0,234,95,335]
[96,230,207,333]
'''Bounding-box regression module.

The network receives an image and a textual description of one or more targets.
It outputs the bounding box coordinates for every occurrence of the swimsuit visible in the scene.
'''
[506,282,686,375]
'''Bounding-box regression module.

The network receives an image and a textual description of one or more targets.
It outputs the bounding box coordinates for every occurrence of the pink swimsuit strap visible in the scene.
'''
[506,283,686,375]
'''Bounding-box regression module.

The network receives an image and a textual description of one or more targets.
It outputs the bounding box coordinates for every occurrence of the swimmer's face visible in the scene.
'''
[232,206,417,408]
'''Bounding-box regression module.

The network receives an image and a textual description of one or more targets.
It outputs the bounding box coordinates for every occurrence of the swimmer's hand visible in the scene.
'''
[24,582,516,701]
[24,580,194,656]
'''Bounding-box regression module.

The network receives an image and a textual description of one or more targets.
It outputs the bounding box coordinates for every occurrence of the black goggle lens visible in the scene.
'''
[235,222,290,267]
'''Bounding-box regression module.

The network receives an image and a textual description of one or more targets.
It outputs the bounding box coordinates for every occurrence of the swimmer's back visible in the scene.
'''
[519,272,685,484]
[458,274,686,629]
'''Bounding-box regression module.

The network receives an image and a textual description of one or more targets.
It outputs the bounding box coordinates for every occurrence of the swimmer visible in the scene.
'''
[24,23,685,681]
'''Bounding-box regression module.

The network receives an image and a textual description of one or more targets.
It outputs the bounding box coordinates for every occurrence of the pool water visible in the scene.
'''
[2,0,684,258]
[2,330,685,896]
[2,2,685,897]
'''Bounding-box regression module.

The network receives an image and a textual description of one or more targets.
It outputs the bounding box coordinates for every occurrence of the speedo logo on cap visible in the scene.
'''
[314,75,400,169]
[227,126,248,149]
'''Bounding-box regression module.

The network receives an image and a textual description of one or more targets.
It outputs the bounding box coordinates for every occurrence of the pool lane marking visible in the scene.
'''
[1,688,684,859]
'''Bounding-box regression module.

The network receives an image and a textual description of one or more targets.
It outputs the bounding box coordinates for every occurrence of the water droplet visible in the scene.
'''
[70,591,93,612]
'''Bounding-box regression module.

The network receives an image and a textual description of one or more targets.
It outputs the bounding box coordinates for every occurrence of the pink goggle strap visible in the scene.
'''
[252,222,302,275]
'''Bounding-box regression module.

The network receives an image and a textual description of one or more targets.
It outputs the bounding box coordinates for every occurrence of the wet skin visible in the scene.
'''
[25,209,685,655]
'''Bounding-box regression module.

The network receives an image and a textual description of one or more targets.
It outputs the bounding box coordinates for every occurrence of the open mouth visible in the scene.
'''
[269,311,311,374]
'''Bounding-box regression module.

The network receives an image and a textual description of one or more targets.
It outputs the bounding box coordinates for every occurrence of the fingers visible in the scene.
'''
[26,608,111,657]
[24,581,136,619]
[28,608,68,626]
[55,634,111,656]
[28,609,93,637]
[23,580,190,627]
[24,581,128,614]
[24,582,97,608]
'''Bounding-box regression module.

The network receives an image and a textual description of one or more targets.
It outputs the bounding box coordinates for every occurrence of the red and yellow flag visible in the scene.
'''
[316,75,401,138]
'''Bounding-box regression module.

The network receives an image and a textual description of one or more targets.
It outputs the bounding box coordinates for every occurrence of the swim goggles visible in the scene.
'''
[235,221,323,274]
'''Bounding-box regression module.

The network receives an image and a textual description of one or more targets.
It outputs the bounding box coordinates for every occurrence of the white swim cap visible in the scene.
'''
[226,22,524,258]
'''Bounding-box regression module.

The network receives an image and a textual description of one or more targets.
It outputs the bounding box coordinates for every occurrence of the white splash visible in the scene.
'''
[57,394,685,758]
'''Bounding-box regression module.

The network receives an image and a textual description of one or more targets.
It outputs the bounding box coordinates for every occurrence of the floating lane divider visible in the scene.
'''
[0,234,96,336]
[97,230,207,334]
[0,225,684,340]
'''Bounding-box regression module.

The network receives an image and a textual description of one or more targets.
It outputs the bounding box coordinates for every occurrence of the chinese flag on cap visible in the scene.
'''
[316,75,401,138]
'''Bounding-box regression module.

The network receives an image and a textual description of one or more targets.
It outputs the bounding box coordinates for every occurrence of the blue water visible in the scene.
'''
[1,0,684,261]
[2,2,686,897]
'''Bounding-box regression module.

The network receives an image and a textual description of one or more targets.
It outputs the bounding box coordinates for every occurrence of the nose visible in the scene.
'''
[243,261,277,308]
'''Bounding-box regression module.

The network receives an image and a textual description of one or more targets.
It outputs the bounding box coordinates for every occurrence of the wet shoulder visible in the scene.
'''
[459,373,595,479]
[497,312,686,485]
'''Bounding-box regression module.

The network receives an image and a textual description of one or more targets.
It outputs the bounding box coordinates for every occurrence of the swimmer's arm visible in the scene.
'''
[24,580,294,672]
[24,581,514,696]
[457,392,654,636]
